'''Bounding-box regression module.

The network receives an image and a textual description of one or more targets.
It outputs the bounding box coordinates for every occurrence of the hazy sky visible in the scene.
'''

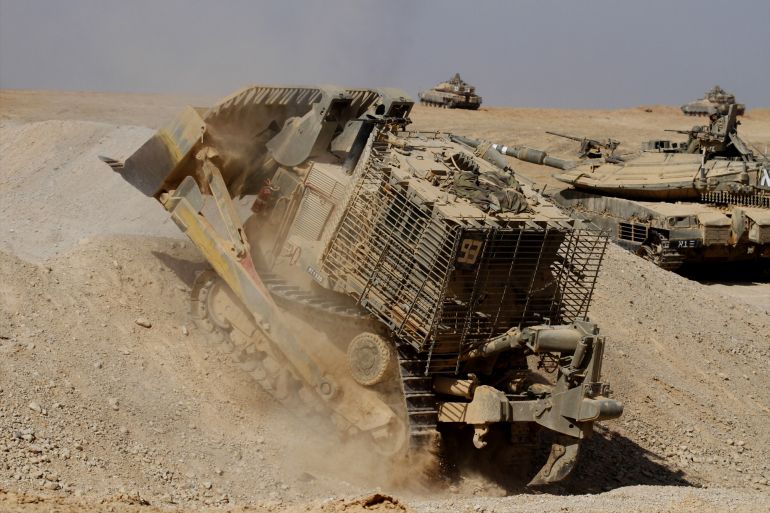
[1,0,768,108]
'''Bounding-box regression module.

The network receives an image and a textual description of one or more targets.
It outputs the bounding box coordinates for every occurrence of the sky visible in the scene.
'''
[0,0,768,109]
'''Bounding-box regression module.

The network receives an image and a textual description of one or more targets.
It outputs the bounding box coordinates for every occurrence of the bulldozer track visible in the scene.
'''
[190,271,309,411]
[261,271,439,449]
[190,269,439,455]
[258,271,368,322]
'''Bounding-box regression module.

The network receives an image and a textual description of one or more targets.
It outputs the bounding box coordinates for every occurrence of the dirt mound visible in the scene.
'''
[576,245,770,490]
[0,236,427,507]
[0,119,182,262]
[0,237,273,506]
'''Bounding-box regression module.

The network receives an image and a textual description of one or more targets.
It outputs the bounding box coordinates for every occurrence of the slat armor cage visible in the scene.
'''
[322,141,608,373]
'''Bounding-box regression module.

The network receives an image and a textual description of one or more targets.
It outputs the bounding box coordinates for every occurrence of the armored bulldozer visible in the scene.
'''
[418,73,482,110]
[101,85,621,485]
[681,85,745,117]
[491,106,770,270]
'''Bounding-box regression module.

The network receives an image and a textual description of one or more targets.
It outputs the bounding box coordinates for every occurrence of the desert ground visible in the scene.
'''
[1,89,769,512]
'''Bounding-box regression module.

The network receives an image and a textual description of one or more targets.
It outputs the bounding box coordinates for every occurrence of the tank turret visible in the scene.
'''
[681,85,746,117]
[418,73,482,109]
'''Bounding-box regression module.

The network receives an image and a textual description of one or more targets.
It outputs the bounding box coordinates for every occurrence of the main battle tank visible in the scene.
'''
[681,85,745,117]
[101,85,621,485]
[492,106,770,270]
[418,73,482,109]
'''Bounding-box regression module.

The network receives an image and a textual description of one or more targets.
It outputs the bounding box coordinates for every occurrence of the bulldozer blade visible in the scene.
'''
[528,437,580,486]
[104,86,394,200]
[112,106,206,197]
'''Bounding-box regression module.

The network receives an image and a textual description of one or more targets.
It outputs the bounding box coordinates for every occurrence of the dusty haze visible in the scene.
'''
[1,0,769,108]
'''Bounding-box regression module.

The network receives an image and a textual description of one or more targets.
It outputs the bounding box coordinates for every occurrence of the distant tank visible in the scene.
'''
[681,85,745,117]
[418,73,482,109]
[486,105,770,270]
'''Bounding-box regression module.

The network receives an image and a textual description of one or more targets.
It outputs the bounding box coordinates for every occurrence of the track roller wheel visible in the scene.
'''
[347,332,395,386]
[637,243,658,264]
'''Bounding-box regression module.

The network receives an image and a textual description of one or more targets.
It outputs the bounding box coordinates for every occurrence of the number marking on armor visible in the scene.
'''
[675,240,697,249]
[457,239,483,265]
[306,266,323,284]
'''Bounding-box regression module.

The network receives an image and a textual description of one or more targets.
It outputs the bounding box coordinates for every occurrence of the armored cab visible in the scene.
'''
[681,85,746,117]
[418,73,482,110]
[493,106,770,270]
[102,85,621,486]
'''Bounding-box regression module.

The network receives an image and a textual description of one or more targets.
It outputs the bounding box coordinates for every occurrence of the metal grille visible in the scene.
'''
[701,191,770,208]
[322,144,608,373]
[618,222,648,242]
[289,190,333,241]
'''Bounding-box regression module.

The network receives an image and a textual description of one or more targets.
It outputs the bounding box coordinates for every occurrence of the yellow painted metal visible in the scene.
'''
[159,106,206,169]
[119,106,206,196]
[198,151,247,258]
[162,186,399,436]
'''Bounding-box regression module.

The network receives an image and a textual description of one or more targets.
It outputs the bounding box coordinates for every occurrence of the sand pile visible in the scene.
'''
[0,119,181,262]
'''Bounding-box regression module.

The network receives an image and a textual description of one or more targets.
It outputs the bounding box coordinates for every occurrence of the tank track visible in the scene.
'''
[190,271,308,410]
[682,109,711,117]
[658,236,686,271]
[191,269,439,454]
[259,272,439,449]
[638,233,684,271]
[419,99,480,110]
[419,99,451,109]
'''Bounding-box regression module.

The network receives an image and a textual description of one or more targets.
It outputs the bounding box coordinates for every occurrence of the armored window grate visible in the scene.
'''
[618,222,648,243]
[321,141,609,374]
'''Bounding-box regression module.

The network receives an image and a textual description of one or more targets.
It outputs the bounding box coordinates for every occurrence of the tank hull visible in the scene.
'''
[418,74,482,109]
[549,188,770,269]
[418,89,481,109]
[553,152,769,203]
[681,102,746,117]
[681,85,745,117]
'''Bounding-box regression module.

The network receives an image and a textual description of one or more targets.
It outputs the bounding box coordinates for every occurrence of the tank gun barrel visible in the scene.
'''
[492,143,577,171]
[545,131,584,143]
[547,131,621,156]
[449,135,511,170]
[449,134,576,172]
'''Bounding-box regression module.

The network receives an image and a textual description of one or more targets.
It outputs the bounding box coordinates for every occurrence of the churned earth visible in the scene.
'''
[1,89,769,512]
